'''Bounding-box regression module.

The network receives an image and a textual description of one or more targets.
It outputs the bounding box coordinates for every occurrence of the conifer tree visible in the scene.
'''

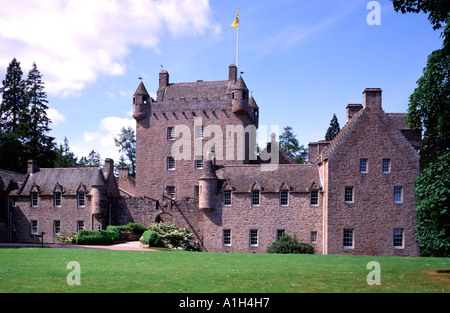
[24,62,56,167]
[325,114,340,141]
[0,58,28,138]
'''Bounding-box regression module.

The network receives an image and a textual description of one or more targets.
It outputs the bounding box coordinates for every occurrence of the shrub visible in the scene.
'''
[76,229,122,245]
[106,222,147,235]
[266,234,314,254]
[140,230,161,247]
[148,222,201,251]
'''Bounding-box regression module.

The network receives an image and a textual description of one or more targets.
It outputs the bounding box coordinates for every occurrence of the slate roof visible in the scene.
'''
[14,167,106,196]
[0,169,26,193]
[215,164,321,193]
[160,80,233,101]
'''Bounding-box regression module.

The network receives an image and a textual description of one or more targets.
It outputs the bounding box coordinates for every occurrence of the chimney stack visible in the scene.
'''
[229,64,237,82]
[346,104,363,122]
[363,88,382,110]
[27,160,39,174]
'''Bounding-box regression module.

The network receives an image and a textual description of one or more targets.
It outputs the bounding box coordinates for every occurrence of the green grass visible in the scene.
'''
[0,248,448,293]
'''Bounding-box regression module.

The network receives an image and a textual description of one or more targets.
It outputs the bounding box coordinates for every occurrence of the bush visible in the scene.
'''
[106,222,147,235]
[140,230,161,247]
[148,222,201,251]
[266,234,314,254]
[76,229,122,245]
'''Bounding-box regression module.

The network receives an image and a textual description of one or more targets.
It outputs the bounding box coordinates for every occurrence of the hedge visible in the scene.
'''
[106,222,146,235]
[139,230,161,247]
[76,229,122,245]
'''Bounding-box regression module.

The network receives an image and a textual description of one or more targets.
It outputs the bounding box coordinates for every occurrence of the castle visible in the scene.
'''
[0,64,422,256]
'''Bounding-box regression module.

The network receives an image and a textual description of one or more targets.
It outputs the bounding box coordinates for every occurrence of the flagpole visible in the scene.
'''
[236,21,239,69]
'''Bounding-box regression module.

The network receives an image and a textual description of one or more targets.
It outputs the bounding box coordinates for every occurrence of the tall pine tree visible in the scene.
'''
[325,114,340,141]
[24,62,56,167]
[0,58,28,138]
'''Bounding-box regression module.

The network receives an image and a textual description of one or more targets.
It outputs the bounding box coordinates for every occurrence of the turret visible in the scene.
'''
[231,75,249,114]
[91,168,107,228]
[133,81,151,121]
[199,152,218,212]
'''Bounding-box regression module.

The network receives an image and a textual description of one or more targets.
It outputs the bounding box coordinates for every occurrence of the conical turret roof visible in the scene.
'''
[134,81,149,96]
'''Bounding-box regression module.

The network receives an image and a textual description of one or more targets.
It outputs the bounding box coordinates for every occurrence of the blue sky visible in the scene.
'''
[0,0,444,163]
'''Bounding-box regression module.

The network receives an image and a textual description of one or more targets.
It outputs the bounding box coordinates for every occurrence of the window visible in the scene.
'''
[167,156,175,170]
[393,228,404,249]
[77,193,85,207]
[195,125,203,139]
[382,159,391,173]
[77,221,84,232]
[31,220,38,235]
[54,220,61,235]
[167,127,175,140]
[277,229,285,241]
[250,229,258,246]
[360,159,368,173]
[251,190,260,206]
[195,155,203,169]
[345,186,354,203]
[54,192,62,207]
[223,190,232,206]
[223,229,231,246]
[310,190,319,206]
[167,186,175,199]
[280,190,289,206]
[394,186,403,203]
[194,185,199,198]
[31,192,38,207]
[311,231,318,244]
[343,228,354,248]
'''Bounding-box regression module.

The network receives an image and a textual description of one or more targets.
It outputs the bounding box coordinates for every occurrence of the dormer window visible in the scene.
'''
[31,192,38,207]
[54,192,62,207]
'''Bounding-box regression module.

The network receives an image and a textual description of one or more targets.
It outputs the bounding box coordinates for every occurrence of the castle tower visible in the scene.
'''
[133,81,151,121]
[91,168,107,229]
[199,152,218,212]
[231,75,249,114]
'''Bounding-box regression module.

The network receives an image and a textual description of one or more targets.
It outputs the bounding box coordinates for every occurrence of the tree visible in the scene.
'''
[407,49,450,167]
[0,58,28,138]
[0,131,25,172]
[279,126,308,164]
[325,114,340,141]
[414,151,450,256]
[79,150,101,167]
[23,62,56,167]
[114,126,136,175]
[54,137,78,168]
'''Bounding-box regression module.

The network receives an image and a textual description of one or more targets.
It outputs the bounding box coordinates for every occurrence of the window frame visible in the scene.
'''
[194,125,204,140]
[394,186,403,203]
[360,158,368,173]
[53,220,61,235]
[167,156,175,170]
[31,220,38,235]
[393,228,404,249]
[251,190,260,206]
[280,190,289,206]
[167,127,175,140]
[382,158,391,173]
[77,193,85,208]
[194,155,203,169]
[276,229,286,241]
[223,190,232,206]
[311,231,318,244]
[343,228,354,249]
[54,192,62,207]
[249,229,258,247]
[223,229,231,246]
[31,192,38,207]
[77,220,84,232]
[310,190,319,206]
[345,186,354,203]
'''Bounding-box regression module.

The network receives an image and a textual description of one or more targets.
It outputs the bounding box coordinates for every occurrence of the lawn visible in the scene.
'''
[0,247,448,293]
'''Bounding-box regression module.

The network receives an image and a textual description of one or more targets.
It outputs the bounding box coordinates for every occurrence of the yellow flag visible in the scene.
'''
[230,11,239,28]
